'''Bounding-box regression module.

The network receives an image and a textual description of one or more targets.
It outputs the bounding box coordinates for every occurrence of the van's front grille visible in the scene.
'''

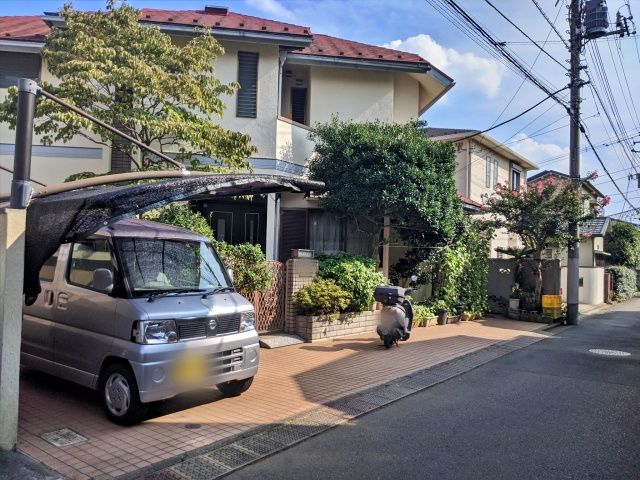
[216,313,241,335]
[177,313,242,340]
[177,321,206,340]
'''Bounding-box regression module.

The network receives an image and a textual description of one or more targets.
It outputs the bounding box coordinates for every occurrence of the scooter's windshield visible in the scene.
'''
[116,238,231,297]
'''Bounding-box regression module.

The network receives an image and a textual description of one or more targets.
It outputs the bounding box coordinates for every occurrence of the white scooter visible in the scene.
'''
[374,284,414,349]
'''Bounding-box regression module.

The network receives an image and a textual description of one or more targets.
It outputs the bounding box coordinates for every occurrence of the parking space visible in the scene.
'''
[17,318,546,479]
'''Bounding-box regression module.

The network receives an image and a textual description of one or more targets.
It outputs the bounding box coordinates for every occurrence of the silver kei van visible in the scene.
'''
[22,219,260,425]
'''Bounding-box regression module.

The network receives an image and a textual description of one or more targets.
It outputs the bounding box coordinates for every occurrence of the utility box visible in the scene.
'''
[542,294,563,319]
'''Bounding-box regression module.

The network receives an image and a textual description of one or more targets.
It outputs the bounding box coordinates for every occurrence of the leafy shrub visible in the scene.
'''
[144,203,214,238]
[143,203,271,295]
[413,304,436,327]
[605,222,640,268]
[213,240,272,296]
[430,299,450,313]
[608,266,637,301]
[317,252,386,312]
[293,278,352,316]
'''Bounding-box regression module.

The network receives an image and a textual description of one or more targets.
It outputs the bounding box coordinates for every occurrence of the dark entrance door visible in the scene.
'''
[279,209,308,261]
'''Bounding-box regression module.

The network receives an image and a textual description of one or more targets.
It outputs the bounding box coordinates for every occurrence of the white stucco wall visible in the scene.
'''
[393,73,419,123]
[275,118,314,167]
[309,66,395,124]
[560,266,604,305]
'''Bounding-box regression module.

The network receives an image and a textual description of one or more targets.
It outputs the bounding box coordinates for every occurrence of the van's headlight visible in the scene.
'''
[132,320,178,344]
[240,311,256,332]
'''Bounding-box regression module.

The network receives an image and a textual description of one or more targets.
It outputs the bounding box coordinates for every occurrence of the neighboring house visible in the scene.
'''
[0,6,454,262]
[423,128,539,258]
[528,170,609,305]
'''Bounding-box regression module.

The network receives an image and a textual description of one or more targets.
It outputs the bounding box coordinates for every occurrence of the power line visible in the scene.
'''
[530,0,570,48]
[484,0,567,69]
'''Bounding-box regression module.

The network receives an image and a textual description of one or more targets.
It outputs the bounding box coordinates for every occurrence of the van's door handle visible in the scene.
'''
[45,290,54,306]
[57,292,69,310]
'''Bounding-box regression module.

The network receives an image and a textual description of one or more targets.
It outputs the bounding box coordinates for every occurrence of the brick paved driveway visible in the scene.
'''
[17,318,546,479]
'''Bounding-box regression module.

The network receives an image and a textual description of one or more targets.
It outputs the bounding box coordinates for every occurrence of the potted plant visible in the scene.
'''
[509,283,521,310]
[433,300,449,325]
[520,290,538,311]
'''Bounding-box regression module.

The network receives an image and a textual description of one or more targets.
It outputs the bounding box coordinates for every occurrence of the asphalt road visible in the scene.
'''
[228,300,640,480]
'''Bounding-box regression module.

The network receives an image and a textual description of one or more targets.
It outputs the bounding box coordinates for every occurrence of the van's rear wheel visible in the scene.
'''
[216,377,254,397]
[99,363,147,425]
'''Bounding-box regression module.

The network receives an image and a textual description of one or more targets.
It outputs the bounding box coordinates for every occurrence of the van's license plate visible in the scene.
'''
[174,355,207,384]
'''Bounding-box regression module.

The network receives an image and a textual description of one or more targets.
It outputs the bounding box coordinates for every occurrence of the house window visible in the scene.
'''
[0,52,40,88]
[291,87,307,125]
[236,52,259,118]
[544,248,553,259]
[493,159,499,187]
[485,156,492,188]
[512,167,521,189]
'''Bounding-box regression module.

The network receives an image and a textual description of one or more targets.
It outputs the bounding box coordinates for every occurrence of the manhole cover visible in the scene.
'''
[41,428,87,447]
[588,349,631,357]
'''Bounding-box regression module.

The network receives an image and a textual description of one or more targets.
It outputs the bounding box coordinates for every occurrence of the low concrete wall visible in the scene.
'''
[296,310,380,342]
[488,259,561,299]
[560,266,605,305]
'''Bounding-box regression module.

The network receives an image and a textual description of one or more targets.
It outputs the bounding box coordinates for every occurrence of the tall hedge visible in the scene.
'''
[607,266,637,301]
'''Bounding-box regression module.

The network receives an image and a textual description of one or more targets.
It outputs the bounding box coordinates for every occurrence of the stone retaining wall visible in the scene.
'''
[295,310,381,342]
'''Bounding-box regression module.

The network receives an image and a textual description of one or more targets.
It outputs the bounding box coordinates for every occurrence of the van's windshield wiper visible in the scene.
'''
[202,286,235,298]
[145,288,206,302]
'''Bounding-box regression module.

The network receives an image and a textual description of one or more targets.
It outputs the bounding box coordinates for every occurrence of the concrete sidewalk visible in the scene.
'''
[16,318,546,479]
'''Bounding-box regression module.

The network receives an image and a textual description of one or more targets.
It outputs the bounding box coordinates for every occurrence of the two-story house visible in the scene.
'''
[423,128,539,257]
[0,6,454,262]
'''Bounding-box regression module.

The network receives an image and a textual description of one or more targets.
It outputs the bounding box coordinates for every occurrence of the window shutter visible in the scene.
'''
[0,52,41,88]
[291,87,307,124]
[493,159,499,187]
[236,52,259,118]
[279,210,308,261]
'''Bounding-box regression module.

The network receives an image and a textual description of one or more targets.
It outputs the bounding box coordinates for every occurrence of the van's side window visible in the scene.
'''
[39,249,59,282]
[68,239,114,290]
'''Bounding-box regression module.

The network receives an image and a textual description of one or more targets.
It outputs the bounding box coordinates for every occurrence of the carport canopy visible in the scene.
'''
[23,173,323,303]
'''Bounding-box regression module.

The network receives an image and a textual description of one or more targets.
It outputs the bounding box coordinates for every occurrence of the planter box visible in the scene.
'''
[508,308,522,320]
[415,316,438,327]
[295,311,381,342]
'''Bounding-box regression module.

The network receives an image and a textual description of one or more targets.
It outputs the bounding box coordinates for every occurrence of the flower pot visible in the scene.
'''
[436,308,448,325]
[509,298,520,310]
[461,313,471,322]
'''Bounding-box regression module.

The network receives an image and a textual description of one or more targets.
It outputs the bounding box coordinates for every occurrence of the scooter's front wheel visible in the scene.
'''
[383,334,394,349]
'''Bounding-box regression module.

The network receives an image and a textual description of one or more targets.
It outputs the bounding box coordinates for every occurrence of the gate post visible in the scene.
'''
[284,258,318,335]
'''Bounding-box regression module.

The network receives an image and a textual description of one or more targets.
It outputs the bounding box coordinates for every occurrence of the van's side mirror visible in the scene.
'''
[227,268,234,282]
[93,268,114,294]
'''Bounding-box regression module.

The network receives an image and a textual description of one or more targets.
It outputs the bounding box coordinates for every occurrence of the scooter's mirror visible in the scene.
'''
[410,274,418,283]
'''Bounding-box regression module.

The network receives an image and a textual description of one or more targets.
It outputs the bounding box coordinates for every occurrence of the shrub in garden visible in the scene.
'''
[413,304,436,327]
[607,266,637,301]
[143,203,271,296]
[293,278,352,316]
[317,252,386,312]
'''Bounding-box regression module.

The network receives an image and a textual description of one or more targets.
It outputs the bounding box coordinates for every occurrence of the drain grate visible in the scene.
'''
[172,457,229,480]
[589,348,631,356]
[40,428,87,447]
[205,445,256,468]
[234,434,285,456]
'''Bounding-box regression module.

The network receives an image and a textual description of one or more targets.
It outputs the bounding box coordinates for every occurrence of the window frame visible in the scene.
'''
[511,167,521,190]
[485,156,492,188]
[236,51,259,118]
[65,237,117,294]
[493,158,499,188]
[39,249,60,283]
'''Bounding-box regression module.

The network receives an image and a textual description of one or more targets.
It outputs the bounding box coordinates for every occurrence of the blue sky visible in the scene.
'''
[3,0,640,215]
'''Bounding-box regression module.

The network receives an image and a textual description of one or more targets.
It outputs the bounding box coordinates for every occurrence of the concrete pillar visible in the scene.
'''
[0,208,26,451]
[265,193,281,261]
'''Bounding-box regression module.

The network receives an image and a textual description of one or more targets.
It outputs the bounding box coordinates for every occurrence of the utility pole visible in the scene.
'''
[566,0,582,325]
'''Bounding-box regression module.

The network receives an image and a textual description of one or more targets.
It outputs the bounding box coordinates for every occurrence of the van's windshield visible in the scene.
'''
[116,238,231,296]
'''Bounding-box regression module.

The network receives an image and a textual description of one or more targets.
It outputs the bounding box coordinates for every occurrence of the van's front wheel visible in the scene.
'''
[216,377,254,397]
[99,363,147,425]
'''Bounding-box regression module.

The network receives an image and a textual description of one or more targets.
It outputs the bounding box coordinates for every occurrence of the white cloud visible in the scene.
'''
[509,133,570,166]
[246,0,294,21]
[383,34,505,98]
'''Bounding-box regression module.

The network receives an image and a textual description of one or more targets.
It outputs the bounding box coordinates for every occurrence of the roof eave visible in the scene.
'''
[286,53,433,73]
[0,39,45,53]
[42,14,313,48]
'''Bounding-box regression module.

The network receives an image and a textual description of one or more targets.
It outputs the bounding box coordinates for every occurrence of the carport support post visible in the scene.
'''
[0,78,36,451]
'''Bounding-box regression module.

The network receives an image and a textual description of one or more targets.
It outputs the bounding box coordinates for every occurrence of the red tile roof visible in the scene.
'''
[138,8,311,36]
[459,195,483,209]
[0,10,428,66]
[0,16,50,42]
[295,34,428,64]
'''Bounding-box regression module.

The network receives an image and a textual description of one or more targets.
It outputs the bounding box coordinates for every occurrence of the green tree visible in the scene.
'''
[0,1,256,171]
[605,221,640,268]
[484,176,606,306]
[309,119,464,274]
